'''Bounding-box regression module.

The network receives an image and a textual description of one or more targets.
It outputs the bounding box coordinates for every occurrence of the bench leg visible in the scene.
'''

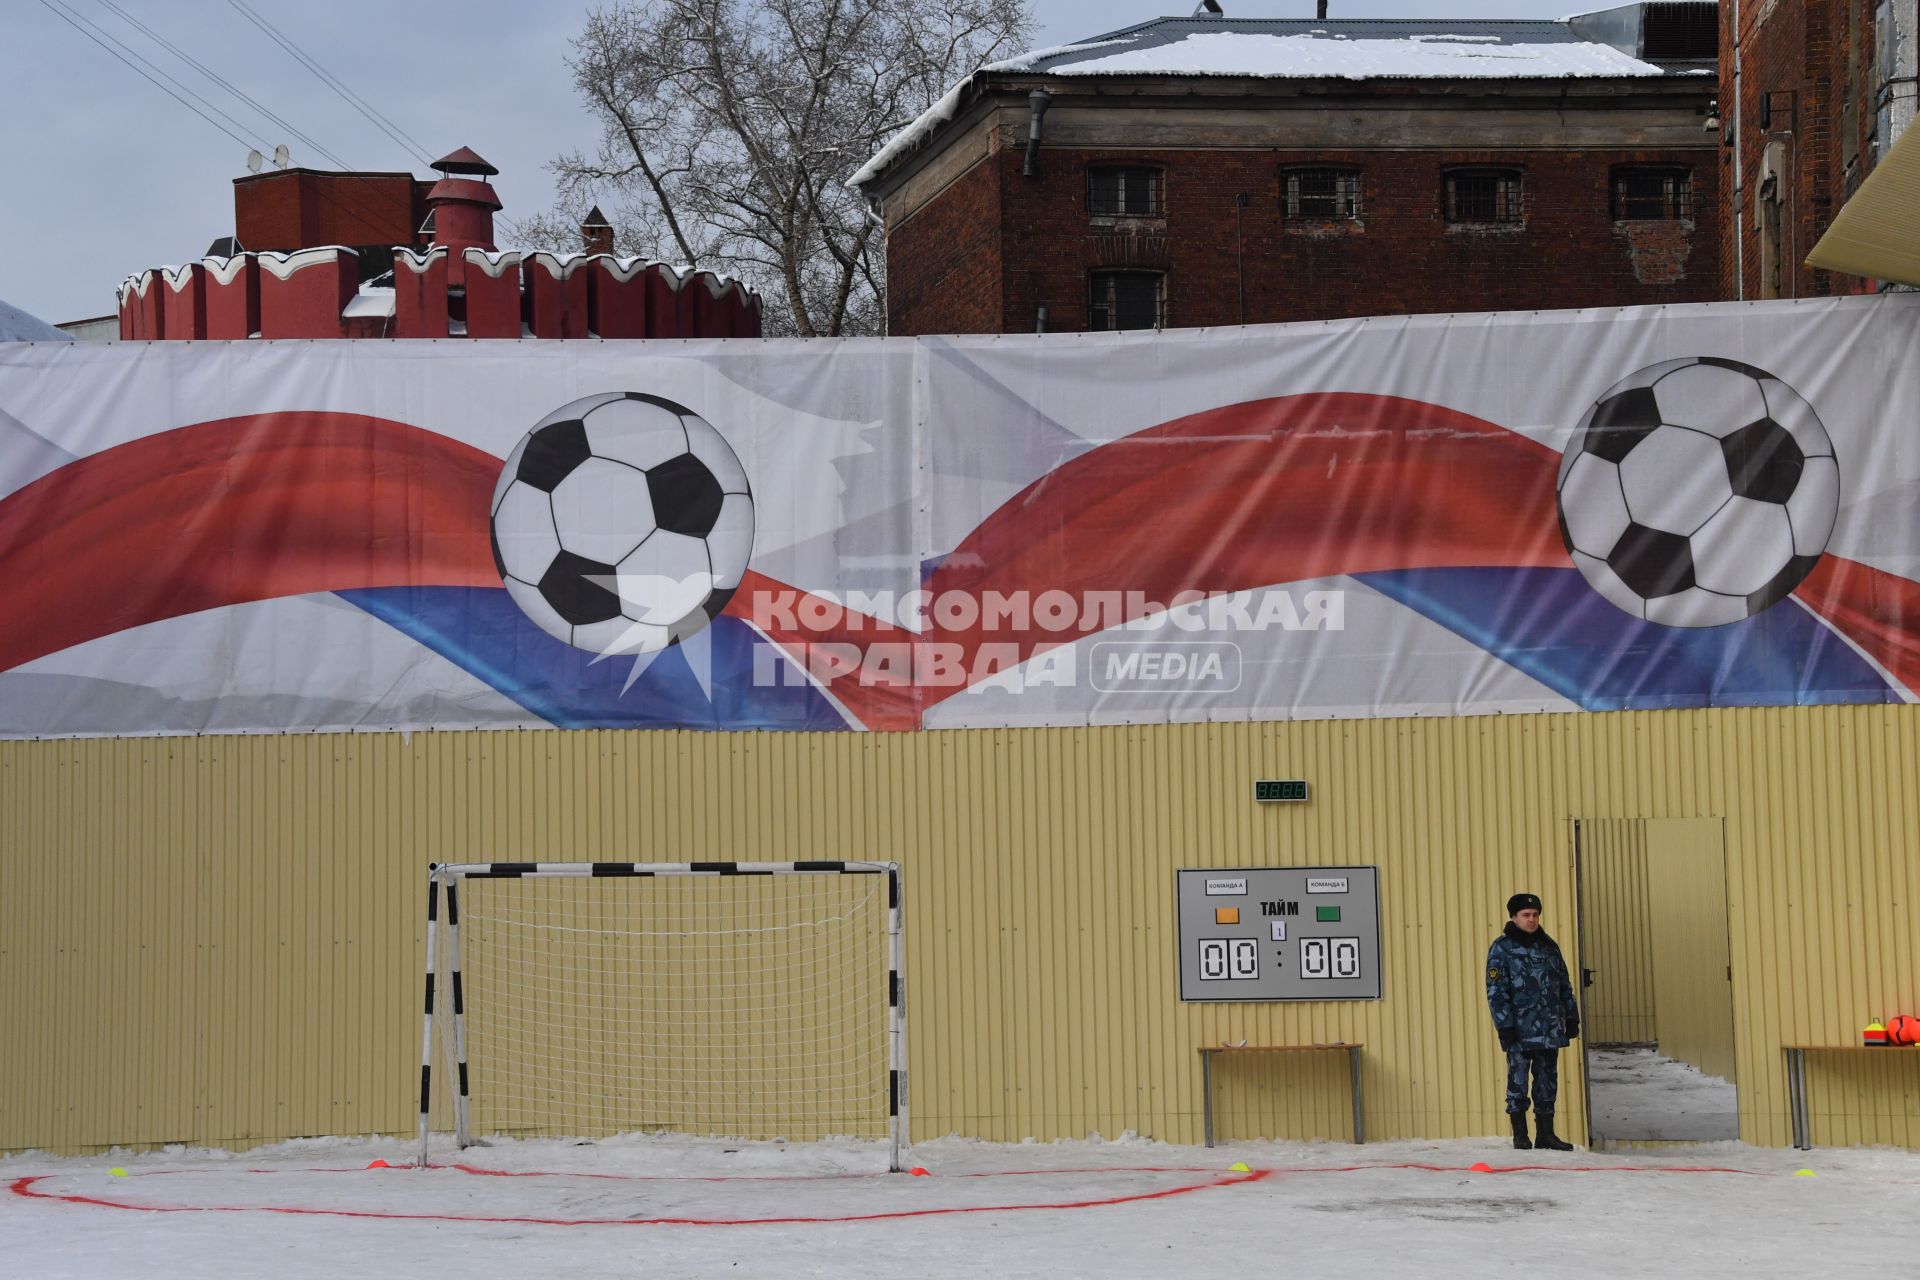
[1350,1047,1364,1145]
[1202,1050,1215,1148]
[1787,1048,1811,1151]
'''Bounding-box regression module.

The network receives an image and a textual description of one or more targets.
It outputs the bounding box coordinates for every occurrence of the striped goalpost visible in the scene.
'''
[417,861,907,1172]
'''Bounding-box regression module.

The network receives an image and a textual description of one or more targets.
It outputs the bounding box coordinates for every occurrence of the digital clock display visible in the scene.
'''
[1254,779,1309,803]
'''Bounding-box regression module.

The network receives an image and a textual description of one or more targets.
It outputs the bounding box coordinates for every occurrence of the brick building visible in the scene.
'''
[1722,0,1919,297]
[116,148,760,341]
[854,4,1723,337]
[229,166,429,271]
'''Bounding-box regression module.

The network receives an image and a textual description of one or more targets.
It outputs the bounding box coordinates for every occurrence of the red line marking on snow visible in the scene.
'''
[5,1160,1795,1229]
[105,1165,894,1185]
[1271,1162,1768,1177]
[6,1168,1271,1227]
[437,1162,1234,1183]
[442,1162,885,1183]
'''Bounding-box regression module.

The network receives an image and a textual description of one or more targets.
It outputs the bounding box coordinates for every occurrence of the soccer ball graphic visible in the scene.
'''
[490,392,754,655]
[1557,358,1840,628]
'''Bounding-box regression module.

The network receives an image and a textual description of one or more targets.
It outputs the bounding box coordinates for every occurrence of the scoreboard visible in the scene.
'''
[1175,867,1382,1002]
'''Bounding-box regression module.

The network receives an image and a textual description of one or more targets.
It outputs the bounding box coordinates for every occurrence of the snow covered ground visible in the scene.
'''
[5,1130,1916,1278]
[1589,1045,1741,1143]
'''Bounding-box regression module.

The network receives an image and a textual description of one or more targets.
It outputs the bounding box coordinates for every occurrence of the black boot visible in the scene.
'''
[1509,1112,1532,1150]
[1533,1113,1574,1151]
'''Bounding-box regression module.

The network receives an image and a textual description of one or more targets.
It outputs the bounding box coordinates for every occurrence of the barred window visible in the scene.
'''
[1284,168,1361,219]
[1088,167,1163,218]
[1612,168,1694,220]
[1089,271,1164,332]
[1444,169,1524,224]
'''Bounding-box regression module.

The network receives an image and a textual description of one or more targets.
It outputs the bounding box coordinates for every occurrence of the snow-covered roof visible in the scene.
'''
[0,297,74,342]
[341,285,396,320]
[1000,13,1717,77]
[852,15,1712,189]
[999,26,1679,79]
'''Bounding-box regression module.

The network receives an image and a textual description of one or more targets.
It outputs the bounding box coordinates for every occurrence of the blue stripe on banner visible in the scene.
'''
[1357,567,1898,712]
[339,586,851,731]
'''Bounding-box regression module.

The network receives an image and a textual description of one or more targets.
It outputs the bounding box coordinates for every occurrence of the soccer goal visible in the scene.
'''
[416,861,906,1171]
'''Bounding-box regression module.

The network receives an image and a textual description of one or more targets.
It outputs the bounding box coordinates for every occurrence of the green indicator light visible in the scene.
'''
[1316,905,1342,923]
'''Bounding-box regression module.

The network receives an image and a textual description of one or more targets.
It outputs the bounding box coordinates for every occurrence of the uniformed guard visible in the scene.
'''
[1485,892,1579,1151]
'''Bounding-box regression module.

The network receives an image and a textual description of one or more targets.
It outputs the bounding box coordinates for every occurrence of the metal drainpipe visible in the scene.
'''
[863,195,890,335]
[1732,0,1745,298]
[1234,194,1247,324]
[1036,305,1049,333]
[1024,89,1053,178]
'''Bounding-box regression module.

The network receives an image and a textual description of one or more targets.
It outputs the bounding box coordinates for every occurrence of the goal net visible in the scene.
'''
[418,861,905,1170]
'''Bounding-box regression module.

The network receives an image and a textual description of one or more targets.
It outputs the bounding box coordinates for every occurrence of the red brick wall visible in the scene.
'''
[234,171,420,255]
[886,155,1004,335]
[1722,0,1878,298]
[889,143,1721,336]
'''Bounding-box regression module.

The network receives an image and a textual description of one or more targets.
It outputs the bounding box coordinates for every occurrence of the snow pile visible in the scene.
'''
[0,297,73,342]
[341,286,396,320]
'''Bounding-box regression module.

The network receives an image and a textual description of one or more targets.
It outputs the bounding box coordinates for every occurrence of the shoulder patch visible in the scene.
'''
[1487,966,1501,982]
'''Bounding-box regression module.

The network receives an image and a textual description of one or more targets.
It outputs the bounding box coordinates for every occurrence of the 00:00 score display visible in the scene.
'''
[1301,936,1362,979]
[1197,938,1260,980]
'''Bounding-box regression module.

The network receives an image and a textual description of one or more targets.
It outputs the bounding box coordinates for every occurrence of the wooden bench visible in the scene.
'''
[1783,1044,1920,1149]
[1197,1043,1364,1147]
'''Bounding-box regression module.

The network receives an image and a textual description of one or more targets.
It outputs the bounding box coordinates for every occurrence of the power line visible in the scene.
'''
[81,0,416,244]
[44,0,522,276]
[41,0,415,299]
[223,0,437,168]
[98,0,527,250]
[37,0,262,152]
[90,0,351,172]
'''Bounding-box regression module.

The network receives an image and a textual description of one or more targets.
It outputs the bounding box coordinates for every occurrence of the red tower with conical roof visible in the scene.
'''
[425,148,503,286]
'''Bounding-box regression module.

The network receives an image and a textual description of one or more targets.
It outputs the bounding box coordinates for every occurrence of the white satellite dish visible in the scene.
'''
[246,149,264,174]
[272,144,290,170]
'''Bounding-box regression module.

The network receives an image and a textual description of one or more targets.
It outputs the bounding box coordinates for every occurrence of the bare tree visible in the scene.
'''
[542,0,1033,337]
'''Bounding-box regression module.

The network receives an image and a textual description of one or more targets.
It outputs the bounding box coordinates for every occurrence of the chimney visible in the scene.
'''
[423,146,503,283]
[581,205,615,256]
[1317,0,1329,18]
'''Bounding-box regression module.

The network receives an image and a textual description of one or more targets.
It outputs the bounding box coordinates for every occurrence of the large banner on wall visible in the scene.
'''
[1,296,1916,737]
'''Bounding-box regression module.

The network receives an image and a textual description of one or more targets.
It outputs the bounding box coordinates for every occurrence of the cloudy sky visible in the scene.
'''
[4,0,1562,325]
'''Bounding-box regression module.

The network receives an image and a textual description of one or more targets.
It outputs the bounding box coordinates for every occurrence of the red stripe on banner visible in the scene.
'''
[924,393,1563,698]
[733,394,1562,723]
[1792,555,1920,698]
[0,414,500,672]
[731,568,920,731]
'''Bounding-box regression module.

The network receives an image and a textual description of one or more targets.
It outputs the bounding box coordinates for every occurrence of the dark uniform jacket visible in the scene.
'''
[1485,923,1578,1051]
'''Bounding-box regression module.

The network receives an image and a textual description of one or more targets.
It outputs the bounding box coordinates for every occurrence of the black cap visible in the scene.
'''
[1507,892,1542,917]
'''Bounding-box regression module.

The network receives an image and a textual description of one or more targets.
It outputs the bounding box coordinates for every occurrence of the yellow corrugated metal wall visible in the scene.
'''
[3,706,1918,1156]
[1645,818,1739,1083]
[1578,819,1657,1044]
